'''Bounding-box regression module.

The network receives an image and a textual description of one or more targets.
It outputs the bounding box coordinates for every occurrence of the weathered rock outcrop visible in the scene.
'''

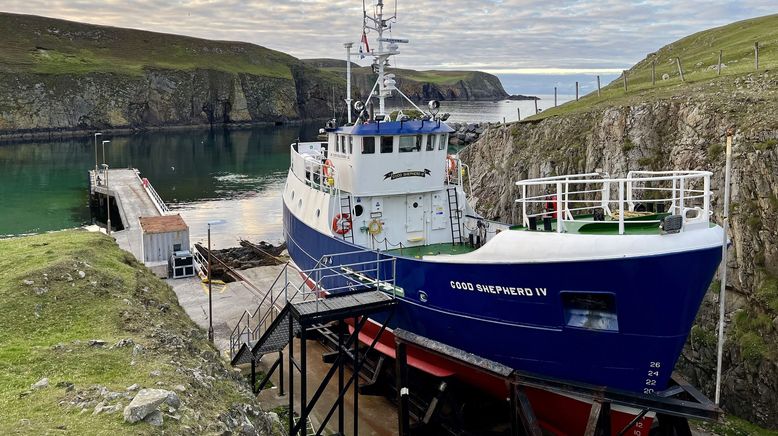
[461,71,778,427]
[0,66,340,139]
[0,12,343,139]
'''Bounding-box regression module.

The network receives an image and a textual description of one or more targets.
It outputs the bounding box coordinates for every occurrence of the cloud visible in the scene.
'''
[2,0,775,73]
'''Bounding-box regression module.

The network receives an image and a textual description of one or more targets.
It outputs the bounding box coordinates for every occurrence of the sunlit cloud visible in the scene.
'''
[2,0,775,72]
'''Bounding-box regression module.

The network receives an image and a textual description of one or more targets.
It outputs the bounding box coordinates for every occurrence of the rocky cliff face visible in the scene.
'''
[0,65,339,139]
[461,72,778,427]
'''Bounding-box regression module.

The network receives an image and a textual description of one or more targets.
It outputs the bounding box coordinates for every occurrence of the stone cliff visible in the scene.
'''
[461,71,778,427]
[0,13,342,139]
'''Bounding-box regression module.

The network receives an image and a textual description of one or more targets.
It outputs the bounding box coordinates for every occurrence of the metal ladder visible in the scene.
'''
[339,193,355,244]
[447,187,463,245]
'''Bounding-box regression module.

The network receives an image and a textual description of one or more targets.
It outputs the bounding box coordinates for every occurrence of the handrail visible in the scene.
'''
[229,248,398,358]
[515,171,713,235]
[133,170,170,215]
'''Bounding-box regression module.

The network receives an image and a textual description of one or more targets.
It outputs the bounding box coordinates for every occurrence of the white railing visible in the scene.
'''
[515,170,713,235]
[290,143,338,195]
[134,170,170,215]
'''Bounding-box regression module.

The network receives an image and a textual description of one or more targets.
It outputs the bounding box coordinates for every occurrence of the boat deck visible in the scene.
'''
[385,213,668,259]
[385,243,478,258]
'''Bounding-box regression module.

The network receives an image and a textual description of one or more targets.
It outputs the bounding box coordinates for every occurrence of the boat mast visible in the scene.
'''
[362,0,399,116]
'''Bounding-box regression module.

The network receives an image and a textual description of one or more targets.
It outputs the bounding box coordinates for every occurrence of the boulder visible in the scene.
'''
[143,410,164,426]
[123,388,177,424]
[31,378,49,390]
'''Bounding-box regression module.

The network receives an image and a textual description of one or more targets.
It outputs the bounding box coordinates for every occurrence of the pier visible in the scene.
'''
[89,167,181,276]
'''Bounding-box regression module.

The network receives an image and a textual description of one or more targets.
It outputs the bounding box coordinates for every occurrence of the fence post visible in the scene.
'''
[534,99,538,114]
[597,76,601,96]
[755,42,759,70]
[623,70,628,92]
[676,57,685,82]
[651,59,656,85]
[718,50,723,76]
[575,82,579,101]
[517,107,520,121]
[554,87,557,107]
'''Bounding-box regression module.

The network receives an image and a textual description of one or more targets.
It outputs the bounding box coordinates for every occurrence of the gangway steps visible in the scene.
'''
[231,290,395,366]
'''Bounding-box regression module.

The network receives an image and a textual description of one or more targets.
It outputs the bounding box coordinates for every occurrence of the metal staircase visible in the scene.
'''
[228,252,399,436]
[447,187,463,245]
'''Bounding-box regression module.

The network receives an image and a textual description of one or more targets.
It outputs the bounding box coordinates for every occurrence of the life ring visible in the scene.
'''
[332,213,352,235]
[323,159,334,178]
[367,219,383,235]
[446,155,457,176]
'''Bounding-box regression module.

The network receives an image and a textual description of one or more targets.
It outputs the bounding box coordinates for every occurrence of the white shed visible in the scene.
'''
[139,214,190,264]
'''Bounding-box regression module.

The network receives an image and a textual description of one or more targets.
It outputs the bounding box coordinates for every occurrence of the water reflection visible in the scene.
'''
[0,124,318,247]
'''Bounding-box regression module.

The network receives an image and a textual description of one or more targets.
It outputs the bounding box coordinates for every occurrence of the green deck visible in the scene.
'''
[387,214,669,259]
[385,243,478,258]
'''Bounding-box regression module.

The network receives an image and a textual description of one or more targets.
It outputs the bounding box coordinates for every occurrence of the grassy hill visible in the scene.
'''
[0,231,278,434]
[0,12,298,79]
[533,13,778,119]
[304,58,508,100]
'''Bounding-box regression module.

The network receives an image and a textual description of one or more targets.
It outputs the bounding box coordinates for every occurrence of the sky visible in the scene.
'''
[2,1,776,93]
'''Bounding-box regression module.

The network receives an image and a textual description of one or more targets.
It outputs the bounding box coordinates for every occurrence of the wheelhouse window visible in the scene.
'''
[348,136,353,154]
[426,134,434,151]
[340,136,346,153]
[381,136,394,153]
[362,136,375,154]
[438,134,447,150]
[399,136,416,153]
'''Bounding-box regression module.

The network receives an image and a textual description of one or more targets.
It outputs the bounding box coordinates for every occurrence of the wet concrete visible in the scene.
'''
[168,263,397,435]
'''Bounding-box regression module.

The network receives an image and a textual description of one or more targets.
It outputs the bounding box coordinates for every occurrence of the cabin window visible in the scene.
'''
[381,136,394,153]
[426,135,434,151]
[416,135,423,151]
[340,136,346,153]
[348,136,353,154]
[438,134,447,150]
[399,136,414,153]
[362,137,375,154]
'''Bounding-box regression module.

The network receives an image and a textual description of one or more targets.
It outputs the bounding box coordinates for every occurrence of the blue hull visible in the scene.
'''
[283,203,720,394]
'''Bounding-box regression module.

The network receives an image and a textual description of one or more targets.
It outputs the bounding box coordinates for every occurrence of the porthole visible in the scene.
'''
[291,191,295,200]
[316,209,321,217]
[413,202,419,208]
[298,199,302,208]
[354,204,364,217]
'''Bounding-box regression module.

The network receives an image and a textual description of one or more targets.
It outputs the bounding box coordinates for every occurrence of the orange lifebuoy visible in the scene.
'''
[323,159,334,178]
[332,213,352,235]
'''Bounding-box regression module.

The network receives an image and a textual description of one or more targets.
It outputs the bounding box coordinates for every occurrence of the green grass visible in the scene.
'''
[0,231,255,434]
[696,415,778,436]
[0,12,296,78]
[316,64,478,86]
[530,14,778,120]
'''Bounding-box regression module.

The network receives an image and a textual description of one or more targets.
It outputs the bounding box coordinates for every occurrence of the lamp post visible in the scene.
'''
[94,132,102,172]
[206,220,226,343]
[102,163,111,236]
[102,140,110,166]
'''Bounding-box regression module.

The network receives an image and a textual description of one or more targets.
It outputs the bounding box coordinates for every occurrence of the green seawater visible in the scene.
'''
[0,124,319,248]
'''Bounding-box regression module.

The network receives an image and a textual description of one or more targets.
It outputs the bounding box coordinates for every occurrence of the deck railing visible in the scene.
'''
[515,170,712,235]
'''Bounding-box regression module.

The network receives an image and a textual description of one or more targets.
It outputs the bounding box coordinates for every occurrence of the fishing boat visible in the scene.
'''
[281,1,723,432]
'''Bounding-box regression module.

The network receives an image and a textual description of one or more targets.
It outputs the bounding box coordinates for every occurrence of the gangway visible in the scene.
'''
[229,253,399,436]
